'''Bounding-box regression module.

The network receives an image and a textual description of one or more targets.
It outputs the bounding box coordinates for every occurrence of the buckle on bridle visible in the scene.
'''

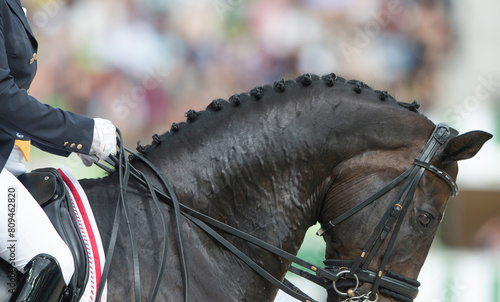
[433,123,451,144]
[316,220,335,236]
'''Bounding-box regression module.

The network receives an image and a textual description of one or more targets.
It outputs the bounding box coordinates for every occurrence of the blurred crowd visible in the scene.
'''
[25,0,454,146]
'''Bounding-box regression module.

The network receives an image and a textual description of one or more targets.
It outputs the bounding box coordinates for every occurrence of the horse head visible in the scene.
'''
[320,122,492,301]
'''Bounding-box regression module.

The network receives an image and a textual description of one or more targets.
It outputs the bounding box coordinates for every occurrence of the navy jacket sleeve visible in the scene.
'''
[0,0,94,162]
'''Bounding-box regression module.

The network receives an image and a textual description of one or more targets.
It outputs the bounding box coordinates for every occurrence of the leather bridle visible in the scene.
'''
[313,123,458,301]
[93,123,457,302]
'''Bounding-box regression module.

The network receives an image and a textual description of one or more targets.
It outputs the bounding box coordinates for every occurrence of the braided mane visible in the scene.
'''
[136,73,421,155]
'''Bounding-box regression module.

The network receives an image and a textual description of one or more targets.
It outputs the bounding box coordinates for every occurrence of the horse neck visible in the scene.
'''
[140,86,433,259]
[143,115,324,256]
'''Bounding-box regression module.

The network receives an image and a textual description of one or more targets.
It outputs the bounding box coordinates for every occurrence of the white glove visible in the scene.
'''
[78,154,99,167]
[78,118,117,166]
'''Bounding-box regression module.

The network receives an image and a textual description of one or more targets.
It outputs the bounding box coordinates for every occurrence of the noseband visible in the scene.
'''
[312,123,457,301]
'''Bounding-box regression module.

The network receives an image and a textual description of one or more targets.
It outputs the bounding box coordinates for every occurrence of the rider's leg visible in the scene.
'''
[0,149,75,291]
[0,168,75,283]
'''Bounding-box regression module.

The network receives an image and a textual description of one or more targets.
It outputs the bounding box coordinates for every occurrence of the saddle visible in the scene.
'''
[18,168,89,302]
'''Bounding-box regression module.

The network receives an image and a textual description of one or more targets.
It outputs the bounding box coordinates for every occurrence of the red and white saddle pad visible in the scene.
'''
[58,167,107,302]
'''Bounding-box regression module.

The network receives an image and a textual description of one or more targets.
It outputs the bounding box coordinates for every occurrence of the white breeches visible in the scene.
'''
[0,147,74,285]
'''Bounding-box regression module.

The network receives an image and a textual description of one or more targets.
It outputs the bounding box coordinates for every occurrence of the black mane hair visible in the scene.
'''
[136,73,421,155]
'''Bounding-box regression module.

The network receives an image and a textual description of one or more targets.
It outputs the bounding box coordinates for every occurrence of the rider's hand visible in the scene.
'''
[78,154,100,167]
[78,118,116,166]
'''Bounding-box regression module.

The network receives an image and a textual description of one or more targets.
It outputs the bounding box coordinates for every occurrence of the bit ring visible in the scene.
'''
[332,270,359,296]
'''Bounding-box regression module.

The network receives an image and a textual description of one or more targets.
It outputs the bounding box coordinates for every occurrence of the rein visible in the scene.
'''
[94,123,457,302]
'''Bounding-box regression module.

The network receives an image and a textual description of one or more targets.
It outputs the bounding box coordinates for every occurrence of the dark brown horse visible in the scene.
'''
[1,74,493,301]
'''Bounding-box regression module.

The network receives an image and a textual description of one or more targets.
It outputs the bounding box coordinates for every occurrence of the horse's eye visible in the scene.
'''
[418,213,432,226]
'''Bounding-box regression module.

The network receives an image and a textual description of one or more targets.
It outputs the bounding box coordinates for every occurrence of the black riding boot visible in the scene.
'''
[9,254,67,302]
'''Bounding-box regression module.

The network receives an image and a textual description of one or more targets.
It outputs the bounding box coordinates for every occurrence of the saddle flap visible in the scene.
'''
[18,168,89,300]
[18,170,57,207]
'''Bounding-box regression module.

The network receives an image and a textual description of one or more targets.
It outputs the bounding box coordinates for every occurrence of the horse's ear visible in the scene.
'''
[440,130,493,164]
